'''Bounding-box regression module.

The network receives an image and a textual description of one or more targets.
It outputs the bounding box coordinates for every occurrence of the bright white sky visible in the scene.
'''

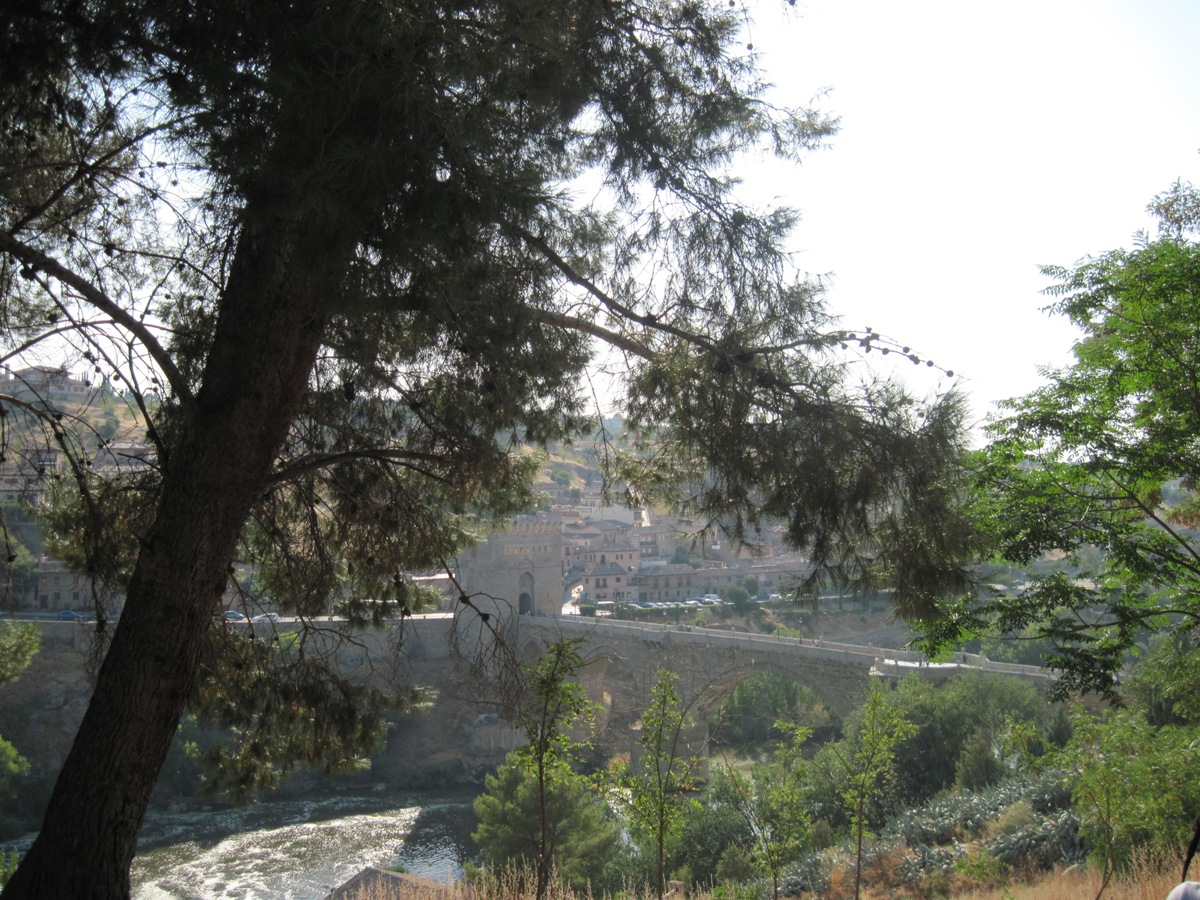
[741,0,1200,436]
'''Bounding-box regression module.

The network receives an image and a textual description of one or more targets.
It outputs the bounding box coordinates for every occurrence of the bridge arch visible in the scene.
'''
[701,650,874,715]
[518,617,878,721]
[512,616,1054,763]
[518,635,543,666]
[573,639,645,753]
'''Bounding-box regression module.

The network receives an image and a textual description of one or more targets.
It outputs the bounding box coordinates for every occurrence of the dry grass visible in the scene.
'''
[332,855,1187,900]
[330,868,458,900]
[927,865,1177,899]
[877,849,1183,900]
[332,866,596,900]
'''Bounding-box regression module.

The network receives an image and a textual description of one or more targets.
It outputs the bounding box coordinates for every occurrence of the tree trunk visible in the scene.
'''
[853,805,865,900]
[537,758,550,900]
[656,821,665,900]
[2,204,341,898]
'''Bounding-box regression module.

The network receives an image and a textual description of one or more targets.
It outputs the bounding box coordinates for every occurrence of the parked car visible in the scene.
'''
[56,609,84,621]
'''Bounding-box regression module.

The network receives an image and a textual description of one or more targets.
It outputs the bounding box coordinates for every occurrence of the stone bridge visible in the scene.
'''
[10,614,1056,781]
[313,609,1054,745]
[263,610,1048,765]
[508,614,1055,756]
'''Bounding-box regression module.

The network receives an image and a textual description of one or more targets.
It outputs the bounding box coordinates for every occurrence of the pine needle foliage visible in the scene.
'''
[0,0,974,893]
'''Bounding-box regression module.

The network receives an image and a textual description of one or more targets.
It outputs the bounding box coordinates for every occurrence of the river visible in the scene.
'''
[129,789,478,899]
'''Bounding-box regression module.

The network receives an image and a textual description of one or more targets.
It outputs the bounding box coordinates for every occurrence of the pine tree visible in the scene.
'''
[0,1,970,894]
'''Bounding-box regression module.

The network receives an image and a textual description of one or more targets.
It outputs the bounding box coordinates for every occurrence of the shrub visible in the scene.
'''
[986,800,1036,840]
[985,810,1085,870]
[1,851,20,889]
[778,852,829,897]
[953,848,1008,887]
[886,773,1071,847]
[713,845,755,885]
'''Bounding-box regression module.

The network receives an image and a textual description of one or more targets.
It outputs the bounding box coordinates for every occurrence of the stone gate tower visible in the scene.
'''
[457,522,563,616]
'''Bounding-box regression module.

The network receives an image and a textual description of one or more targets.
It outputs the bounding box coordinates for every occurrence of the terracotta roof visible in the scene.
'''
[586,562,628,576]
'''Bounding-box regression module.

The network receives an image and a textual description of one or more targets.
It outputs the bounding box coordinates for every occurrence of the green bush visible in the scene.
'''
[0,849,18,888]
[714,845,756,884]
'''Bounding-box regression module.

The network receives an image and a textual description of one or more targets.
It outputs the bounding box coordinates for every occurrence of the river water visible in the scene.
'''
[129,789,478,899]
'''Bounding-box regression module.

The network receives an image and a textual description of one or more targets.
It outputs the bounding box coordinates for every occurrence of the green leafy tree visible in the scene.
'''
[510,639,597,900]
[729,723,813,900]
[0,852,17,891]
[714,844,756,885]
[0,622,39,802]
[758,724,815,898]
[0,622,38,687]
[954,725,1004,791]
[609,669,702,899]
[187,628,430,799]
[725,585,753,614]
[922,181,1200,696]
[0,1,973,894]
[472,754,620,896]
[0,541,36,609]
[712,671,828,753]
[675,770,755,889]
[0,738,29,805]
[820,683,915,900]
[885,673,1046,804]
[1128,632,1200,726]
[1058,707,1200,898]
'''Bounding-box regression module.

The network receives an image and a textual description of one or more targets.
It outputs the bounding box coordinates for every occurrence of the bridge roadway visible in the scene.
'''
[30,611,1054,711]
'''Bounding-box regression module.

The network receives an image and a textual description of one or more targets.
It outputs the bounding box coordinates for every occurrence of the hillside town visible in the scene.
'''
[0,366,154,614]
[0,365,821,620]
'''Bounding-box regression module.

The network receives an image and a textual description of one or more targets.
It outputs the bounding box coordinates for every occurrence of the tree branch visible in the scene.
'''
[0,230,193,405]
[510,223,723,355]
[533,308,653,360]
[265,446,453,487]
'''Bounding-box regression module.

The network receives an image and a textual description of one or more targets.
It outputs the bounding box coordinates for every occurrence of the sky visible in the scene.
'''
[739,0,1200,435]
